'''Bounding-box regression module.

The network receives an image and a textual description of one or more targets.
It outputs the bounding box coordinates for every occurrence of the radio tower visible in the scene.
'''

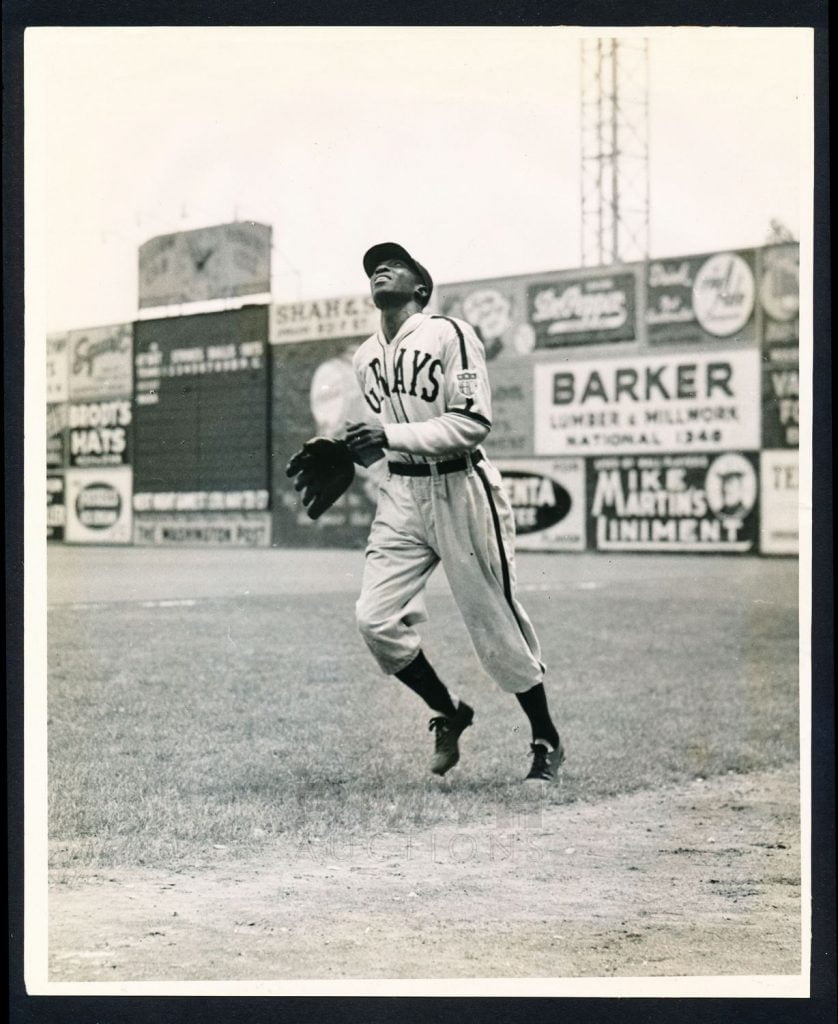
[580,37,650,266]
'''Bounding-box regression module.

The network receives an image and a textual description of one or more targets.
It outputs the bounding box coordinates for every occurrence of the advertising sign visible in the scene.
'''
[271,336,381,547]
[138,222,272,308]
[47,474,65,541]
[275,482,380,547]
[270,294,378,344]
[759,450,799,556]
[47,403,67,470]
[437,276,537,455]
[133,306,270,508]
[762,343,799,449]
[646,250,757,345]
[759,244,799,345]
[587,452,759,553]
[134,511,271,547]
[437,276,531,363]
[133,489,269,512]
[478,363,536,457]
[64,467,133,544]
[527,270,637,347]
[46,333,69,402]
[495,458,586,551]
[68,399,132,468]
[67,323,133,400]
[534,349,761,456]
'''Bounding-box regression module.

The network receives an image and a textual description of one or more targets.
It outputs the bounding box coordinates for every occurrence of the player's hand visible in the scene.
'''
[345,422,387,453]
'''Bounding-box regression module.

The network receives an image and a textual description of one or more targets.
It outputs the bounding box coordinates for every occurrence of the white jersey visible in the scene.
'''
[352,312,492,463]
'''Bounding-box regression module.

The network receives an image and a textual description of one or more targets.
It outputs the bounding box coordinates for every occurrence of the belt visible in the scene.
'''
[388,450,484,477]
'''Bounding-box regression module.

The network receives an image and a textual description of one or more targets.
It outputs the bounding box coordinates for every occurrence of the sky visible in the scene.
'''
[26,26,812,332]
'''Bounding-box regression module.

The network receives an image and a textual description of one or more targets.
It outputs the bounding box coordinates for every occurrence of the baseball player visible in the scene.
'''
[344,242,564,782]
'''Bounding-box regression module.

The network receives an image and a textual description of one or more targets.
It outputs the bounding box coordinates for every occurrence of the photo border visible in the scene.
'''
[6,2,832,1022]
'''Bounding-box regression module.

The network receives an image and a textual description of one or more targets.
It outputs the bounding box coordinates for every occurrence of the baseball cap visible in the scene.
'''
[363,242,433,306]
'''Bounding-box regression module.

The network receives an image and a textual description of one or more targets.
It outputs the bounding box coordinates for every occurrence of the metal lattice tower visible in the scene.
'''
[580,37,650,266]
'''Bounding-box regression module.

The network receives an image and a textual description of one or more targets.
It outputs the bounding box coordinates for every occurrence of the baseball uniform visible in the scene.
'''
[352,312,545,694]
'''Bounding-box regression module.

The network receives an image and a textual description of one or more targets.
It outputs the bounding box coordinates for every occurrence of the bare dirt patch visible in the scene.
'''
[48,764,801,982]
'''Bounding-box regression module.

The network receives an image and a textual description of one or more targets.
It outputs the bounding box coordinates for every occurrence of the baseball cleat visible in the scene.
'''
[525,739,565,782]
[428,701,474,776]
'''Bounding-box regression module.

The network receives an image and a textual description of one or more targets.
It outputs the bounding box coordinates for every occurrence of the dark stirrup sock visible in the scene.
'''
[515,683,560,749]
[395,651,458,717]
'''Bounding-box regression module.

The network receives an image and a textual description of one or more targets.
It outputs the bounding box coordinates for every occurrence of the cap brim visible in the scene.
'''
[363,242,415,279]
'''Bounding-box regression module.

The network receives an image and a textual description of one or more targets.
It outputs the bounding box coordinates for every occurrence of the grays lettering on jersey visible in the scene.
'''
[353,314,492,462]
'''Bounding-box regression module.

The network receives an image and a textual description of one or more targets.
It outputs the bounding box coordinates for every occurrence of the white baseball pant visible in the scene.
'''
[355,457,545,694]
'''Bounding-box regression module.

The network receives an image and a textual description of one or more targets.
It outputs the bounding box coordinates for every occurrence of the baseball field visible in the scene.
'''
[42,544,803,989]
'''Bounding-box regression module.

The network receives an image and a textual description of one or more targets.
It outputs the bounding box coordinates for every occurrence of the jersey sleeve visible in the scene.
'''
[383,317,493,456]
[351,343,368,398]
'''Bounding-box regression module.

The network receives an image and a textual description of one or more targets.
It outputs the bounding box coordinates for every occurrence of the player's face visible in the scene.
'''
[369,258,425,309]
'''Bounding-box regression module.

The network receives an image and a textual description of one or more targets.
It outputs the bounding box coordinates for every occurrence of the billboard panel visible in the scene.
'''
[534,349,761,456]
[46,333,69,402]
[436,275,538,456]
[47,403,68,470]
[138,222,272,308]
[526,270,638,347]
[480,362,536,457]
[495,458,586,551]
[645,250,757,345]
[762,343,799,449]
[65,467,133,544]
[133,305,270,506]
[67,323,133,400]
[270,295,378,344]
[68,399,132,468]
[437,275,531,364]
[759,244,799,345]
[437,267,638,455]
[134,511,271,547]
[760,450,799,555]
[587,452,759,554]
[133,489,269,512]
[47,474,65,541]
[271,336,380,547]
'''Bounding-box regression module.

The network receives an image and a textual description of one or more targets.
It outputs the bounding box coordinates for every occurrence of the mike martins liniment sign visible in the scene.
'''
[587,452,760,554]
[534,350,760,456]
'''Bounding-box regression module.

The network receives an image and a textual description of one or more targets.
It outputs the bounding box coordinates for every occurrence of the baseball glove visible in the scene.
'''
[285,437,356,520]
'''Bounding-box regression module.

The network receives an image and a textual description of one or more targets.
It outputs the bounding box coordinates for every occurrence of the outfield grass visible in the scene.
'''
[46,551,799,872]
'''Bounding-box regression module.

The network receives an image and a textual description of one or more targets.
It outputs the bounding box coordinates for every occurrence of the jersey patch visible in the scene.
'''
[456,370,479,397]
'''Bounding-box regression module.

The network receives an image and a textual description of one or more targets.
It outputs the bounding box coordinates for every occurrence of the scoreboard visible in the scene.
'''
[133,306,270,505]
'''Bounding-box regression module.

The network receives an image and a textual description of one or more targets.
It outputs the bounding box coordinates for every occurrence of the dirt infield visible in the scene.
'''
[48,764,800,981]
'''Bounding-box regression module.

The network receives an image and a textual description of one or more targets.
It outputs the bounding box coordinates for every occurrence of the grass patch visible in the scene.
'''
[47,564,799,870]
